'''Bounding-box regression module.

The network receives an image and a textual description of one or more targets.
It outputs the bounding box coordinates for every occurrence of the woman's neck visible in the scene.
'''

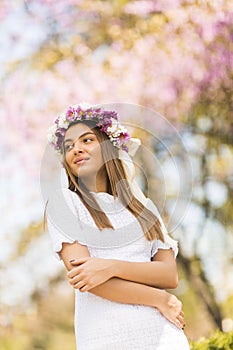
[81,169,109,193]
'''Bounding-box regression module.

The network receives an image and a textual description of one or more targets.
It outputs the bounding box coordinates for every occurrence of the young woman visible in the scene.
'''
[46,103,190,349]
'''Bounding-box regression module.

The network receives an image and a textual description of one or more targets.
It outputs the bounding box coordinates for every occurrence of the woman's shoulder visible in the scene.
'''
[49,187,82,203]
[144,198,179,258]
[47,188,83,218]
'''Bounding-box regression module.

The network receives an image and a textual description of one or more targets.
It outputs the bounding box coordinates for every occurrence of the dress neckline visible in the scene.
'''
[90,191,120,204]
[90,191,114,196]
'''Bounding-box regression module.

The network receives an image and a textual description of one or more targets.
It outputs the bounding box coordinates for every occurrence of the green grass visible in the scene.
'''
[190,330,233,350]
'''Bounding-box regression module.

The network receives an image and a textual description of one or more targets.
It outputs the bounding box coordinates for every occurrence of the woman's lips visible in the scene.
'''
[74,157,89,165]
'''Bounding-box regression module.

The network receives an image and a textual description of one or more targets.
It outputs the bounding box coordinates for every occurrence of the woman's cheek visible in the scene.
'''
[65,154,72,166]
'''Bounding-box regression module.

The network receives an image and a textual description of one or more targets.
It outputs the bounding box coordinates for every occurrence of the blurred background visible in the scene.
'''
[0,0,233,349]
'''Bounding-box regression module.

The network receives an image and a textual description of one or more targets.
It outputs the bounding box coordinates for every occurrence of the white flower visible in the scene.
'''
[112,124,128,137]
[58,114,69,129]
[47,125,57,142]
[107,119,119,134]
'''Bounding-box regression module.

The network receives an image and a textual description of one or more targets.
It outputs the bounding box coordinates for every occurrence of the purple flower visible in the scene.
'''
[75,106,82,114]
[56,133,65,149]
[55,128,66,147]
[109,111,118,120]
[117,132,130,145]
[66,107,76,121]
[100,125,109,133]
[103,117,112,126]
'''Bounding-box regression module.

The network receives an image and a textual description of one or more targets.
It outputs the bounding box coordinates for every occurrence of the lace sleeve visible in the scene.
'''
[146,199,178,259]
[46,188,82,260]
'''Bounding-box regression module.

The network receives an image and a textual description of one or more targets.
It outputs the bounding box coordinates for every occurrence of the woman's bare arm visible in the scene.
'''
[60,241,184,329]
[111,248,178,289]
[60,241,163,306]
[65,245,178,290]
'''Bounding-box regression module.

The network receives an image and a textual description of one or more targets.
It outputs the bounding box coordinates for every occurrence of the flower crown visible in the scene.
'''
[47,103,140,156]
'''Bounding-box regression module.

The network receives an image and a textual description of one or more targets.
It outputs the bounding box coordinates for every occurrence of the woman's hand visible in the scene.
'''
[67,257,115,292]
[156,291,185,330]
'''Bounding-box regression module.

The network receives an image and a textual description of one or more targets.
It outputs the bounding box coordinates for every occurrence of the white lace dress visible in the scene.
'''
[47,189,190,350]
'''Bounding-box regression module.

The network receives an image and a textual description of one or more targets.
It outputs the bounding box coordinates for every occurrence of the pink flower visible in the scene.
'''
[66,107,76,121]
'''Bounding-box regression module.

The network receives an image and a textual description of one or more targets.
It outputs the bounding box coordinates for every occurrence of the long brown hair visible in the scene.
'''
[62,120,164,242]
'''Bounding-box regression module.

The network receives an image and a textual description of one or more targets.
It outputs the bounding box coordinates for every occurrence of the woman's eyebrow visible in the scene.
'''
[64,132,95,144]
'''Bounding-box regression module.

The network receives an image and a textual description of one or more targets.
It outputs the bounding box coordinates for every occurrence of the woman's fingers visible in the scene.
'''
[69,275,92,291]
[67,266,82,278]
[69,274,86,286]
[177,313,184,322]
[158,292,186,330]
[176,312,185,330]
[175,319,183,329]
[69,276,79,285]
[168,310,185,330]
[73,281,86,290]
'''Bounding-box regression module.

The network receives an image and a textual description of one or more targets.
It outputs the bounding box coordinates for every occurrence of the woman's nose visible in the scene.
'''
[72,142,83,154]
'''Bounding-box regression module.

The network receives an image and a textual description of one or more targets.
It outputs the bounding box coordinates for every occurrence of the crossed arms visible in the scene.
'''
[59,241,185,329]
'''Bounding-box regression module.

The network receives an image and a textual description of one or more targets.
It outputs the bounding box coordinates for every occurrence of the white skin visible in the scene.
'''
[60,123,185,330]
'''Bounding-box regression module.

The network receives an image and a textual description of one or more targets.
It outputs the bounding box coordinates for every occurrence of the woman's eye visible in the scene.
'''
[64,144,73,152]
[83,138,93,143]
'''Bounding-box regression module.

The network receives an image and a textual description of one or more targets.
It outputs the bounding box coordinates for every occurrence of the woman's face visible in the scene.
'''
[63,123,104,180]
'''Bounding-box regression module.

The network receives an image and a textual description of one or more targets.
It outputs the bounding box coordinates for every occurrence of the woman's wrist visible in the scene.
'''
[108,259,119,279]
[151,288,167,308]
[111,259,120,277]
